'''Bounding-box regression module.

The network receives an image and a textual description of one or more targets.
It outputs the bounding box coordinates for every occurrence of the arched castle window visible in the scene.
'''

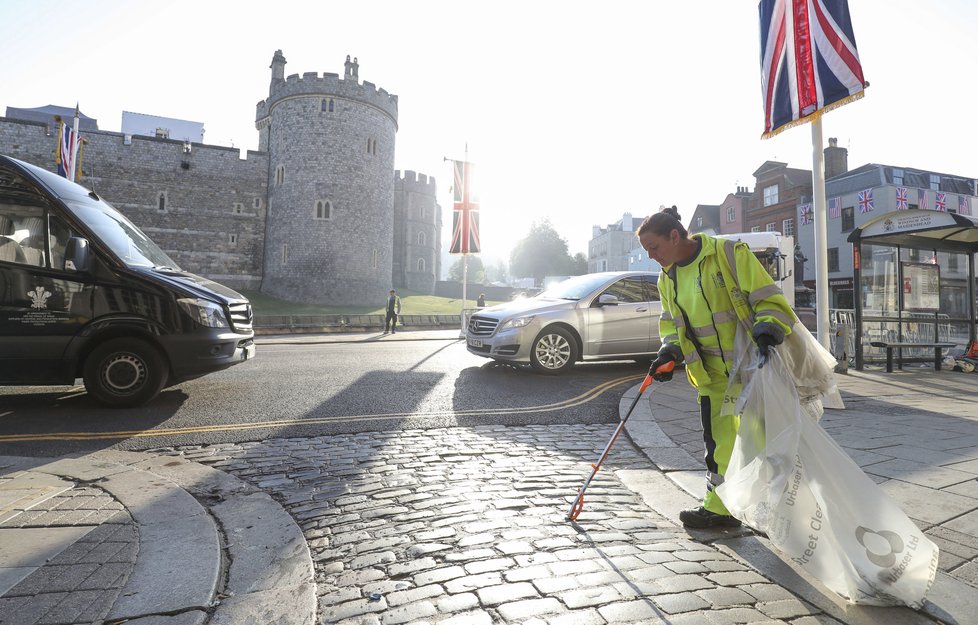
[417,258,426,272]
[367,138,378,155]
[417,231,426,246]
[275,166,285,186]
[157,192,167,212]
[329,99,335,112]
[321,99,328,112]
[315,200,332,220]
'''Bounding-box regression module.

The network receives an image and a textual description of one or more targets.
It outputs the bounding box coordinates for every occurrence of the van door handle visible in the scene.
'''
[636,307,648,313]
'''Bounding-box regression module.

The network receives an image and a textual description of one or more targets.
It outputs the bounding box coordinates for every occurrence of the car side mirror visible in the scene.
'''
[63,236,91,273]
[597,294,619,306]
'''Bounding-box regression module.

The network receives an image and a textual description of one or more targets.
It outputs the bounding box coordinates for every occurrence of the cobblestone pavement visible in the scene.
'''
[174,424,847,625]
[0,482,137,625]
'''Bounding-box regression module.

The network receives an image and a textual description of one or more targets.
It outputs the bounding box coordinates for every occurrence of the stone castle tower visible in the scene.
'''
[256,51,400,305]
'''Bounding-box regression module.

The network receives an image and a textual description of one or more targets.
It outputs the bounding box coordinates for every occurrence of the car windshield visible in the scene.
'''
[64,199,179,269]
[537,273,620,301]
[19,159,179,269]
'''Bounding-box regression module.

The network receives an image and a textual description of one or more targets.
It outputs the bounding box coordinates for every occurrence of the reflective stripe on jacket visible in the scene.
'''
[658,234,795,389]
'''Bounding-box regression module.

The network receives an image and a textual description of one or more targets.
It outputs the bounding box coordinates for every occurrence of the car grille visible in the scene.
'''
[228,302,254,333]
[468,315,499,337]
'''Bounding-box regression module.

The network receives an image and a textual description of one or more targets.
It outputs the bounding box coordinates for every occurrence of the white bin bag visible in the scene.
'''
[716,348,939,608]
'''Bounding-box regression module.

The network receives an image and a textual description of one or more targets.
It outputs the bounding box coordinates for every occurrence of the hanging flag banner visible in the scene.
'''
[449,159,480,254]
[959,195,972,216]
[857,188,874,213]
[828,196,841,219]
[918,189,928,210]
[895,187,908,210]
[55,121,82,181]
[799,203,813,225]
[759,0,868,138]
[934,192,947,212]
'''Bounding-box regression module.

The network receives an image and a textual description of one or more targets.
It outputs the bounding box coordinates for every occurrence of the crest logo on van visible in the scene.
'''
[28,286,52,310]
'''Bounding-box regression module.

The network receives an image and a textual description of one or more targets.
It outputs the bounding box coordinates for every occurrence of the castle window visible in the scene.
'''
[315,200,332,220]
[254,197,262,209]
[157,192,167,212]
[417,231,426,246]
[417,258,426,272]
[372,249,378,269]
[329,99,334,112]
[366,138,373,154]
[275,165,285,186]
[233,202,244,214]
[282,244,288,265]
[321,99,328,112]
[229,233,238,245]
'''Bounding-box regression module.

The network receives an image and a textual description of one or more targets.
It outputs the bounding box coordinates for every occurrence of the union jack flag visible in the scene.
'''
[828,196,841,218]
[56,121,81,181]
[857,189,874,213]
[759,0,867,138]
[895,187,908,210]
[918,189,928,210]
[960,195,972,216]
[799,203,813,225]
[449,159,480,254]
[935,192,947,212]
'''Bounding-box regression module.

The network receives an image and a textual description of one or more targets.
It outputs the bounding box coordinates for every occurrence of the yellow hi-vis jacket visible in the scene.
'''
[657,234,796,389]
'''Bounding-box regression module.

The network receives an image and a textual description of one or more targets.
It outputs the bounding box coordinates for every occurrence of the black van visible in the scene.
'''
[0,155,255,407]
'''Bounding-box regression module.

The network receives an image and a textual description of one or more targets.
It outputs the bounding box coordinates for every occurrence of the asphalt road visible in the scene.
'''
[0,338,649,457]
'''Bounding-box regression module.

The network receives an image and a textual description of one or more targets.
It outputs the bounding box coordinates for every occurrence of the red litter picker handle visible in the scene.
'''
[567,360,675,521]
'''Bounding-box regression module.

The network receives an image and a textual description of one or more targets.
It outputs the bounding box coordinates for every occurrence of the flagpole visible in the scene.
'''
[811,117,831,350]
[461,144,469,318]
[70,103,81,181]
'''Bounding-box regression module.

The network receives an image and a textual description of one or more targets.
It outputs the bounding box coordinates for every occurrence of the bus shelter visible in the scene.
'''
[848,209,978,371]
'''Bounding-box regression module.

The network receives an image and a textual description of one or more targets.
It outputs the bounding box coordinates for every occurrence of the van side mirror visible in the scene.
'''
[64,236,91,273]
[597,294,619,306]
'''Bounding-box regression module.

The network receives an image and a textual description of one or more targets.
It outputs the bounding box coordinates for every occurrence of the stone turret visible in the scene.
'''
[269,50,286,95]
[344,55,359,82]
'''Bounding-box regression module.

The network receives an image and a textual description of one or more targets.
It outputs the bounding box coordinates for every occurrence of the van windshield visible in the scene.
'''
[538,274,620,300]
[65,198,180,269]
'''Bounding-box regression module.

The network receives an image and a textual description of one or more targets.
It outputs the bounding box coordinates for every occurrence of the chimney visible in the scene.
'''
[824,137,848,179]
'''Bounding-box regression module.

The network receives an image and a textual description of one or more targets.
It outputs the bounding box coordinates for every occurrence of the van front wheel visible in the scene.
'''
[530,327,578,375]
[83,338,168,408]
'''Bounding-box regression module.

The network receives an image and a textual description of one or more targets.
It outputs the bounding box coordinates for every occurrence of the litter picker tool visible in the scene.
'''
[567,360,675,521]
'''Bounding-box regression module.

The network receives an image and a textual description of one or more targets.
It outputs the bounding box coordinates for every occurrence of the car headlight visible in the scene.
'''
[498,315,535,331]
[177,297,230,328]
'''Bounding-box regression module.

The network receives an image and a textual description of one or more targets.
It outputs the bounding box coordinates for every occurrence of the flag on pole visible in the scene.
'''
[918,189,928,210]
[934,192,947,212]
[799,203,813,225]
[759,0,867,138]
[857,189,874,213]
[895,187,908,210]
[449,159,480,255]
[959,195,972,216]
[827,196,841,218]
[55,121,82,181]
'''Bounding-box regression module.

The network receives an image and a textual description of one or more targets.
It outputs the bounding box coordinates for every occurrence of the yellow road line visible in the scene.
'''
[0,374,643,442]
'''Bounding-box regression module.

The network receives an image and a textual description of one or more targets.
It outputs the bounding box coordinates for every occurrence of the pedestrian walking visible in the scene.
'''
[638,206,795,529]
[476,293,486,308]
[384,289,401,334]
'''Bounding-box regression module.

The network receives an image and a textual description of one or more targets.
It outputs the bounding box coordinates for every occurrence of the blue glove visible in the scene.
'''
[648,352,676,382]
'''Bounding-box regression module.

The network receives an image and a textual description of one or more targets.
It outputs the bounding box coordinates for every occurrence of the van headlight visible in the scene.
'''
[177,298,230,328]
[498,315,535,331]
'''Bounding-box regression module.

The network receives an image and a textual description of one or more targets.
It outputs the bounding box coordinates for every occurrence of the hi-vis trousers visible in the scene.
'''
[697,381,740,516]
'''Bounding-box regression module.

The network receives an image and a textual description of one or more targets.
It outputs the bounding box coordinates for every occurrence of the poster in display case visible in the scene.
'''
[901,262,940,311]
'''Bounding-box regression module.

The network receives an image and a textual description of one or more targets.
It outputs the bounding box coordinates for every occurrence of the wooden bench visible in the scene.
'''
[869,341,956,372]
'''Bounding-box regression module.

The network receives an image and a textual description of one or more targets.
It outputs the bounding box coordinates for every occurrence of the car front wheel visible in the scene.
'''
[530,327,578,375]
[83,338,168,408]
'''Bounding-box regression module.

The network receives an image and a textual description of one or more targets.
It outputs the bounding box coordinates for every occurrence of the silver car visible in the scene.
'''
[466,271,662,374]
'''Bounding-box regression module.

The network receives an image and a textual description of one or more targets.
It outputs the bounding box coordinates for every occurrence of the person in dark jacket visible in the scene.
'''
[384,290,401,334]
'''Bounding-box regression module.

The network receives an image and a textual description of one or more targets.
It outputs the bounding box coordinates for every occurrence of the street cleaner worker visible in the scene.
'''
[638,206,795,529]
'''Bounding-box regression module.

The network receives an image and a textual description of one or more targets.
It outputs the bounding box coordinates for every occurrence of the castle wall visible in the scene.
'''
[393,170,441,294]
[0,118,267,290]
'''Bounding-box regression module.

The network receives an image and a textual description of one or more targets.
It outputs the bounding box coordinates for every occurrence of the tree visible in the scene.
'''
[448,255,485,283]
[484,259,508,284]
[509,220,579,283]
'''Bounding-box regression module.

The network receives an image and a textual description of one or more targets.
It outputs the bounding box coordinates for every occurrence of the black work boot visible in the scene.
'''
[679,506,742,529]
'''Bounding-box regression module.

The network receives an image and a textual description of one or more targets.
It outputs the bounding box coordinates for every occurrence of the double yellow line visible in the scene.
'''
[0,374,642,443]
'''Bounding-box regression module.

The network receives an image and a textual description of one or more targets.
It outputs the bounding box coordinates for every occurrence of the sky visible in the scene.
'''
[2,0,976,268]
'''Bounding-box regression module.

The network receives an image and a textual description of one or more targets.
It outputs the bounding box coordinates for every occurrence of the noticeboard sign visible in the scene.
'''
[901,262,940,311]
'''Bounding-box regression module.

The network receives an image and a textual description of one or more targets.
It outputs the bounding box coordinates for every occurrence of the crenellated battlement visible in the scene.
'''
[256,64,398,123]
[395,169,438,192]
